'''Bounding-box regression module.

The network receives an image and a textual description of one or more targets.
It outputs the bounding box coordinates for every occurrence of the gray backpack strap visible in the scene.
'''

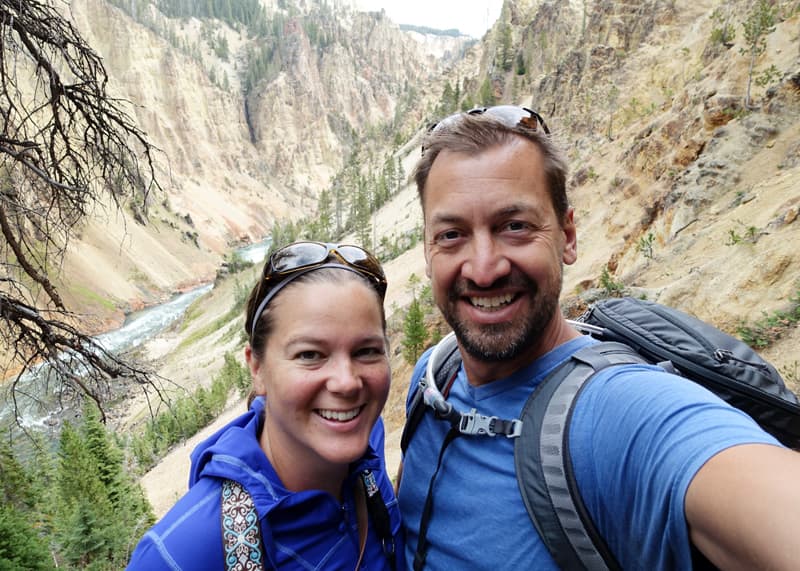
[514,342,644,571]
[221,479,265,571]
[400,333,462,453]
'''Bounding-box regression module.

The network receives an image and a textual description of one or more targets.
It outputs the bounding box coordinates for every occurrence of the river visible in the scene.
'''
[1,239,272,431]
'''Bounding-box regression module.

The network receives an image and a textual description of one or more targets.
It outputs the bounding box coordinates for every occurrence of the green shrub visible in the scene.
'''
[130,352,250,470]
[599,266,624,296]
[636,232,656,260]
[736,286,800,349]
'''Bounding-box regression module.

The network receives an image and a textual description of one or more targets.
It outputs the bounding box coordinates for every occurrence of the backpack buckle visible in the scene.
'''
[459,409,496,436]
[458,409,522,438]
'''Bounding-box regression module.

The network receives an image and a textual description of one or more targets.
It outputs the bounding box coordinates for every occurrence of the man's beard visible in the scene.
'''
[440,271,561,363]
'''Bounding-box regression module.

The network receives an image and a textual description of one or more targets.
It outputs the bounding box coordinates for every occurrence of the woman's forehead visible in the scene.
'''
[270,279,383,328]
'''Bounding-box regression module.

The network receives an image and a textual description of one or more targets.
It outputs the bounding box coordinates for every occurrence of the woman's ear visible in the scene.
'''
[244,345,266,395]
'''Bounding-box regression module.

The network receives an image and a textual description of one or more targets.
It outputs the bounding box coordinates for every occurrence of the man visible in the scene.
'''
[397,106,800,570]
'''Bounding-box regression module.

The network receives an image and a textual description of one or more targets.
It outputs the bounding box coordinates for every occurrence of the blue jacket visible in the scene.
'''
[128,397,403,570]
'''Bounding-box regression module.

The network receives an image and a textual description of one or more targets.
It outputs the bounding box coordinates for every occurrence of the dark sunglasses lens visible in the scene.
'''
[272,242,327,273]
[487,105,526,125]
[336,245,380,273]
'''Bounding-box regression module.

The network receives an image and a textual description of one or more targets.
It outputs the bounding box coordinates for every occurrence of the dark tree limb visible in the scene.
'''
[0,0,167,423]
[0,291,163,424]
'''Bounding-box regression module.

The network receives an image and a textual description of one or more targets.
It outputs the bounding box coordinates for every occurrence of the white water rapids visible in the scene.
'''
[1,239,271,430]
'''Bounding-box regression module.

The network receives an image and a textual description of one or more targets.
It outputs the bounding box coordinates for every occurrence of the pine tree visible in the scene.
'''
[515,51,527,76]
[0,440,33,510]
[354,176,372,249]
[55,421,117,566]
[741,0,776,107]
[0,438,55,570]
[439,82,456,115]
[24,433,59,550]
[402,275,429,365]
[461,92,476,111]
[81,403,126,505]
[499,24,514,72]
[312,188,333,241]
[0,505,55,571]
[55,408,154,568]
[478,78,496,107]
[375,173,389,209]
[383,157,396,198]
[396,156,405,192]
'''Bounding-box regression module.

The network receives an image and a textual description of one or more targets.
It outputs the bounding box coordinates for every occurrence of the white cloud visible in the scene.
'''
[355,0,503,39]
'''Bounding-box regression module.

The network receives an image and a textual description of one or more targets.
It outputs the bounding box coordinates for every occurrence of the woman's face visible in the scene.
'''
[245,276,390,491]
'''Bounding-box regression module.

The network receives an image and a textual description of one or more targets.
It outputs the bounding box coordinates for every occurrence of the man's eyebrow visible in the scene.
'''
[427,202,542,226]
[428,212,464,226]
[495,203,530,216]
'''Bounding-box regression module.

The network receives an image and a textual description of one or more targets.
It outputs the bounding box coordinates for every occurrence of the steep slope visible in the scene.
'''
[59,0,471,327]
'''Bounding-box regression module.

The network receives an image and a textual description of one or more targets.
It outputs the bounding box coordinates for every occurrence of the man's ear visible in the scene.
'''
[562,207,577,265]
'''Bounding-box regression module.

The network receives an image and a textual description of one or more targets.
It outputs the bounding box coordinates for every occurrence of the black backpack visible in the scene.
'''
[400,296,800,571]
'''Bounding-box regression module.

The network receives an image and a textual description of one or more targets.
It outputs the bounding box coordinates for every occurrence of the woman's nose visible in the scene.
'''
[326,358,363,395]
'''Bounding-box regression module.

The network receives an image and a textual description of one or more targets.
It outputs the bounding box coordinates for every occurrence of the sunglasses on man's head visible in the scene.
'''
[422,105,551,155]
[250,241,387,339]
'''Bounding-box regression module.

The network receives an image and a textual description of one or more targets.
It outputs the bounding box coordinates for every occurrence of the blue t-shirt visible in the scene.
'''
[398,336,780,570]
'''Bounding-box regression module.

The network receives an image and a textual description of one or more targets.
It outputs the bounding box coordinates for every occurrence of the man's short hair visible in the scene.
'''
[413,114,570,222]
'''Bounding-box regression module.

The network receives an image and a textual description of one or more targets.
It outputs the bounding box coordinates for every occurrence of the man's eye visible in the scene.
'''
[297,351,321,361]
[436,230,461,242]
[506,221,527,231]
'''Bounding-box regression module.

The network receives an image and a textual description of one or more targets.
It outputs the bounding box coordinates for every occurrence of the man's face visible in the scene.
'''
[423,137,576,367]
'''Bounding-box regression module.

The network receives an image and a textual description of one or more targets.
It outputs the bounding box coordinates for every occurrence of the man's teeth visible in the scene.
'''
[317,408,361,421]
[470,293,514,309]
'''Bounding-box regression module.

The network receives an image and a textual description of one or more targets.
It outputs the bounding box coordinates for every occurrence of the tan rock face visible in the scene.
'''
[61,0,468,319]
[55,0,798,364]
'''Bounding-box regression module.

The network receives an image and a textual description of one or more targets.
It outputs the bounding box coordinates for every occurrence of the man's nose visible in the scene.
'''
[461,236,511,288]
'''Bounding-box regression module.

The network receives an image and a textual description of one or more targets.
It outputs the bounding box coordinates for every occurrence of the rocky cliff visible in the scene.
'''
[469,0,799,362]
[59,0,471,327]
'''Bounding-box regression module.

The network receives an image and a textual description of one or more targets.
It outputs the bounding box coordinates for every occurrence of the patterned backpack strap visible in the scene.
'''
[221,479,265,571]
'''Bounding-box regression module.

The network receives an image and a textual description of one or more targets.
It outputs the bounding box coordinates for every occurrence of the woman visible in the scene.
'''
[128,241,402,570]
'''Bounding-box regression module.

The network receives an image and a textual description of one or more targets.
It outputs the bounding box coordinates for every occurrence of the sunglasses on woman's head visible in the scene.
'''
[250,241,387,339]
[268,242,385,285]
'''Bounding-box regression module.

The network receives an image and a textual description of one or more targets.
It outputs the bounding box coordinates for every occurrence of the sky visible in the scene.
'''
[355,0,504,39]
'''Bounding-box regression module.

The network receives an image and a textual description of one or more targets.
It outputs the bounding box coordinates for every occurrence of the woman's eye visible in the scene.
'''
[356,346,385,359]
[296,350,321,361]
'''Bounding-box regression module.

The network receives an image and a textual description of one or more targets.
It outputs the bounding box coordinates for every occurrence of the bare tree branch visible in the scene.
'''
[0,0,166,423]
[0,290,168,423]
